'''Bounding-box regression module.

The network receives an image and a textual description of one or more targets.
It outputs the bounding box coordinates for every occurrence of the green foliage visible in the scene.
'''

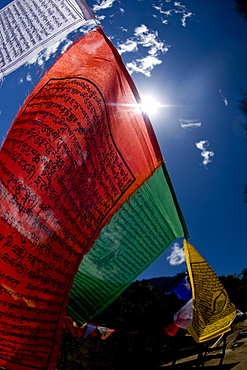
[237,88,247,202]
[235,0,247,21]
[233,3,247,203]
[239,267,247,281]
[238,89,247,126]
[94,278,182,332]
[220,269,247,312]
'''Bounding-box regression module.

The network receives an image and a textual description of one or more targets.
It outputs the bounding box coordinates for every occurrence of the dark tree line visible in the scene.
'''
[238,89,247,133]
[220,269,247,312]
[238,89,247,202]
[235,0,247,21]
[234,0,247,201]
[235,0,247,134]
[58,271,247,369]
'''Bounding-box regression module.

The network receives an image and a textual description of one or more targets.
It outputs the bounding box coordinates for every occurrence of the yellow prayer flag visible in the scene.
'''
[184,240,236,343]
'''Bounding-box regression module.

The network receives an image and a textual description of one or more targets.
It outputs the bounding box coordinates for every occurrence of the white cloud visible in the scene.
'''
[134,24,148,35]
[135,28,166,52]
[121,25,169,54]
[26,72,32,82]
[77,20,100,35]
[127,56,162,77]
[118,40,138,54]
[61,39,73,54]
[195,140,215,168]
[93,0,116,12]
[26,34,83,69]
[27,39,62,67]
[153,1,194,27]
[196,141,206,151]
[219,89,229,106]
[153,6,172,16]
[117,24,169,76]
[167,243,186,265]
[181,12,193,27]
[174,2,182,7]
[223,97,228,106]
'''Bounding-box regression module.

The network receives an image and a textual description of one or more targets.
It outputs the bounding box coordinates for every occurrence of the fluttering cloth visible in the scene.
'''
[0,28,187,369]
[184,240,236,343]
[0,0,95,77]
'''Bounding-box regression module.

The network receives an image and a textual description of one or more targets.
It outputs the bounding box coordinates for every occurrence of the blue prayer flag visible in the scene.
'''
[173,277,192,300]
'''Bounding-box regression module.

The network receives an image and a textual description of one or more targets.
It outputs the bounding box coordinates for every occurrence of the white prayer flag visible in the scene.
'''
[75,0,96,21]
[174,298,193,329]
[0,0,96,77]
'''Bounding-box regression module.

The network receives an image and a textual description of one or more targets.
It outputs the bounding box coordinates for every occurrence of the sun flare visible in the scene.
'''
[140,95,161,116]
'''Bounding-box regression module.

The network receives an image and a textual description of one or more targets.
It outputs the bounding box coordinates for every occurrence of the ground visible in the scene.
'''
[161,316,247,369]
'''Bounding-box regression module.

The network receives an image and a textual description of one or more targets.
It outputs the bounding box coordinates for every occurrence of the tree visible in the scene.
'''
[235,0,247,202]
[220,271,247,312]
[238,267,247,282]
[238,89,247,132]
[59,276,193,369]
[238,89,247,202]
[59,272,247,369]
[235,0,247,21]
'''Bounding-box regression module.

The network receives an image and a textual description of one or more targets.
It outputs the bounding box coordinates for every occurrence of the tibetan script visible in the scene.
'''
[0,77,134,369]
[0,0,94,77]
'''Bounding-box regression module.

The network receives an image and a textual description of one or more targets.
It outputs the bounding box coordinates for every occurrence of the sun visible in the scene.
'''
[140,95,161,116]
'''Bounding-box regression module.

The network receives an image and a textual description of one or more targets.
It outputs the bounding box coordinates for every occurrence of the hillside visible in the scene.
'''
[57,273,247,369]
[162,314,247,369]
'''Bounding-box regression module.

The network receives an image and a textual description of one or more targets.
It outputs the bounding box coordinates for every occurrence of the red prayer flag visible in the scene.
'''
[0,27,171,369]
[163,322,180,336]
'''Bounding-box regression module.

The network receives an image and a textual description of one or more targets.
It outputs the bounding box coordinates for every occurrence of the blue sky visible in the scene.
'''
[0,0,247,279]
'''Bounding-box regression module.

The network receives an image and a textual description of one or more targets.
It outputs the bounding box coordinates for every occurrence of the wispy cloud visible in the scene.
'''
[195,140,214,168]
[118,39,138,54]
[120,26,128,32]
[25,18,96,68]
[27,39,62,67]
[126,56,162,77]
[153,1,194,27]
[18,72,33,84]
[93,0,117,12]
[26,72,32,82]
[61,39,73,53]
[118,24,169,76]
[219,89,228,106]
[167,243,186,266]
[26,35,79,69]
[181,12,193,27]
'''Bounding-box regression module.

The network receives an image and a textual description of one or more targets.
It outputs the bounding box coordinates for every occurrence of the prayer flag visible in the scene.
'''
[63,316,84,338]
[163,321,180,336]
[171,276,192,300]
[82,324,98,339]
[68,161,188,323]
[98,326,117,340]
[0,27,188,369]
[163,299,193,336]
[174,298,193,329]
[184,240,236,343]
[0,0,95,77]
